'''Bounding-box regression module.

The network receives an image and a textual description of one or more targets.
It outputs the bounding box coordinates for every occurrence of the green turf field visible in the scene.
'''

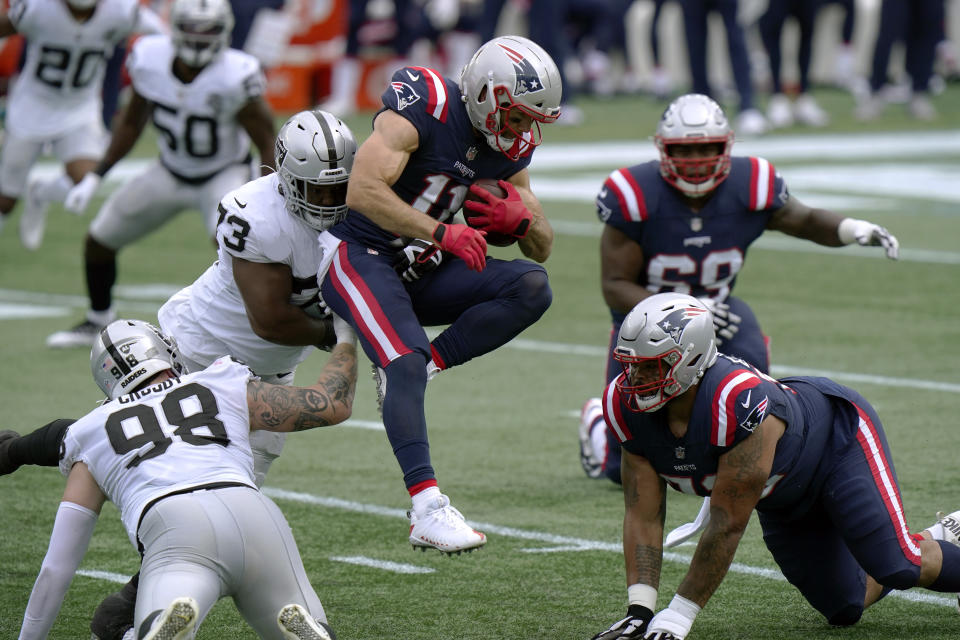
[1,86,959,639]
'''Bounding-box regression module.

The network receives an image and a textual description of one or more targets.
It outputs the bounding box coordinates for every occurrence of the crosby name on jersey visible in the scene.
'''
[126,34,266,180]
[59,357,257,548]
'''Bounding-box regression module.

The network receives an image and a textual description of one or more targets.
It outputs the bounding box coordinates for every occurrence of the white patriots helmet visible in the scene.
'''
[91,320,185,400]
[275,109,357,231]
[654,93,734,198]
[170,0,234,68]
[459,35,562,160]
[614,293,718,412]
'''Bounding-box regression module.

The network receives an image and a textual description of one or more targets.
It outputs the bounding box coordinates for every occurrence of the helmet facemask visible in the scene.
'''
[460,36,562,161]
[66,0,98,10]
[275,110,357,231]
[614,293,718,412]
[171,0,234,69]
[655,93,734,198]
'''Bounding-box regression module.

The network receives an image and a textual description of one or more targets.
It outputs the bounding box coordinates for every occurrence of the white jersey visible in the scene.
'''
[127,34,265,179]
[58,358,257,547]
[158,174,325,376]
[6,0,141,138]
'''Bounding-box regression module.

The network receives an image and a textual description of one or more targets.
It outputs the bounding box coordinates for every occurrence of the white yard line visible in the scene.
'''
[2,288,958,393]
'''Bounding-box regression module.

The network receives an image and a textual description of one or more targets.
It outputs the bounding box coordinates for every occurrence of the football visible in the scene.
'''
[462,178,518,247]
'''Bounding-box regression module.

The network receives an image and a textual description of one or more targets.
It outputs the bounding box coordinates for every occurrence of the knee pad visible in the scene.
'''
[875,566,920,592]
[514,268,552,318]
[827,603,863,627]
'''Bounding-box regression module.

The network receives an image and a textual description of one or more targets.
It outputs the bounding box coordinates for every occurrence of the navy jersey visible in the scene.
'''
[331,66,534,253]
[597,157,789,301]
[602,355,869,514]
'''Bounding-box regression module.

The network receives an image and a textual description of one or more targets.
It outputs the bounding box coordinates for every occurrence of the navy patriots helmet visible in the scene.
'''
[614,293,718,412]
[459,35,562,160]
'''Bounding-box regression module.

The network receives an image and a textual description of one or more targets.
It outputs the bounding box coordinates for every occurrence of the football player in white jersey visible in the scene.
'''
[45,0,277,348]
[17,318,357,640]
[1,108,357,640]
[0,0,164,250]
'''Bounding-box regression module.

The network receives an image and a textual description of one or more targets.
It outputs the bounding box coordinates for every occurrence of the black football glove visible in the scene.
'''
[395,238,443,282]
[590,605,654,640]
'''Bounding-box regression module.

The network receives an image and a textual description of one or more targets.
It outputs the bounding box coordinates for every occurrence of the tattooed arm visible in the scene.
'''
[676,415,785,606]
[246,342,358,432]
[622,449,668,589]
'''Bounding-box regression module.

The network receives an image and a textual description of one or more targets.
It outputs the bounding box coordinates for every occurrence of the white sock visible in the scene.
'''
[412,485,442,517]
[86,308,115,326]
[426,359,441,381]
[325,57,360,107]
[590,419,608,461]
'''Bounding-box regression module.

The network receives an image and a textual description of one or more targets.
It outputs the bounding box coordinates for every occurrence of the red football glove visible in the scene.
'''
[432,223,487,272]
[463,180,533,239]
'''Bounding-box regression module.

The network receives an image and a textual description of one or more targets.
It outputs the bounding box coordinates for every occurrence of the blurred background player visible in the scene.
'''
[318,34,560,554]
[855,0,946,121]
[17,318,356,640]
[588,293,960,640]
[0,0,163,250]
[676,0,768,136]
[578,93,899,485]
[1,108,356,640]
[759,0,830,129]
[45,0,277,349]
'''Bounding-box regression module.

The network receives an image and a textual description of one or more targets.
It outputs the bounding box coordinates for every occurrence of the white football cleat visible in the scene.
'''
[408,494,486,554]
[734,108,768,137]
[142,597,198,640]
[579,397,605,479]
[793,94,829,127]
[19,179,50,251]
[765,93,794,129]
[937,510,960,546]
[277,604,333,640]
[47,318,107,349]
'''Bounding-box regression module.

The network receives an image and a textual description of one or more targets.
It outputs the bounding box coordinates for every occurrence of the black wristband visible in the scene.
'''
[431,223,446,244]
[626,604,654,626]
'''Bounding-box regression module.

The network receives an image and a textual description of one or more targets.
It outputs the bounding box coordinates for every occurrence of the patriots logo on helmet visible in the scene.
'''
[657,306,708,345]
[391,82,421,111]
[498,44,543,96]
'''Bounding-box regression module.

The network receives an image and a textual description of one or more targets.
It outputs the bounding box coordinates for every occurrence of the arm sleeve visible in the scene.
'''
[18,502,98,640]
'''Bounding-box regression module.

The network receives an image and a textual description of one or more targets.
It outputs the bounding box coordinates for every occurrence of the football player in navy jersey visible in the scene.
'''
[316,35,561,554]
[578,93,901,486]
[589,293,960,640]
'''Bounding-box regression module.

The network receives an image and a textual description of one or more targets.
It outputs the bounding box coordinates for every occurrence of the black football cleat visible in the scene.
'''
[90,573,139,640]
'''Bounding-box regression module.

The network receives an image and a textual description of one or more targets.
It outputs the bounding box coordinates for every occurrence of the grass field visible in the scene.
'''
[1,85,959,639]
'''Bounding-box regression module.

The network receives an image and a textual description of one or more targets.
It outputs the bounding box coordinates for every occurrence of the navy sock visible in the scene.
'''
[929,541,960,592]
[381,353,433,488]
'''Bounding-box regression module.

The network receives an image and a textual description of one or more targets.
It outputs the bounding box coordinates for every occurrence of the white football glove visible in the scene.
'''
[332,312,356,346]
[838,218,899,260]
[395,238,443,282]
[64,173,101,215]
[697,298,742,343]
[644,607,695,640]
